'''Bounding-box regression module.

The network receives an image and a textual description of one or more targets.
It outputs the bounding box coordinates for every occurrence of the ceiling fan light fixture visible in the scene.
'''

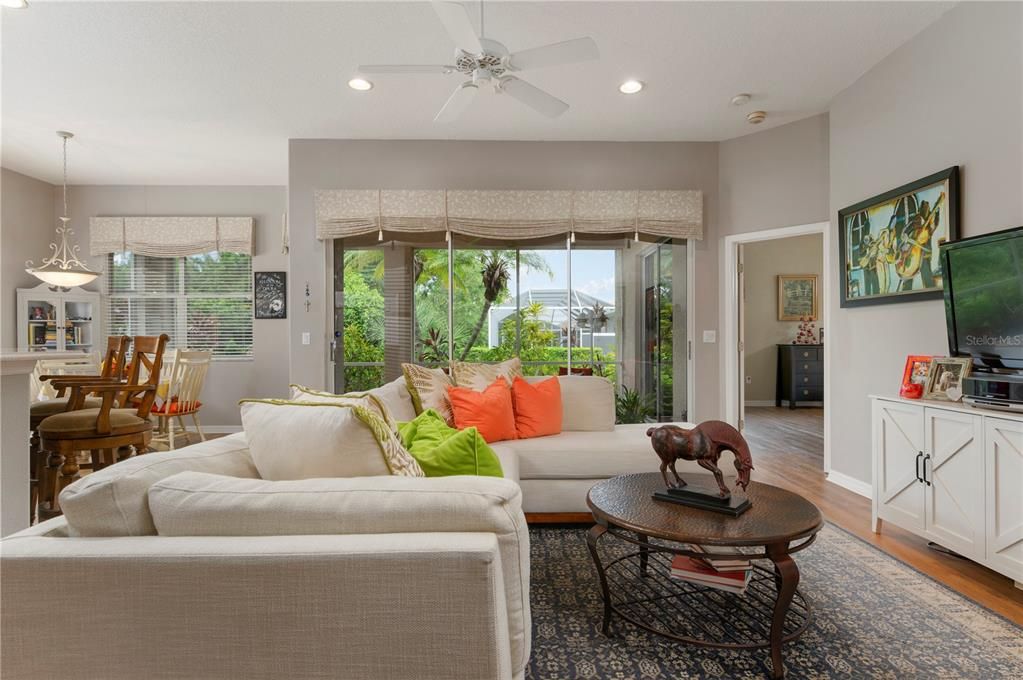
[618,79,644,95]
[347,78,374,91]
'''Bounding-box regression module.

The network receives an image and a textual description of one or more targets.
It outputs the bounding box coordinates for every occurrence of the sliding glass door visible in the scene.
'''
[332,237,687,422]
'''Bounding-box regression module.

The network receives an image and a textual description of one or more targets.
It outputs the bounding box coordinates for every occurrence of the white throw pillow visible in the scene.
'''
[240,399,424,480]
[289,383,397,431]
[368,376,417,422]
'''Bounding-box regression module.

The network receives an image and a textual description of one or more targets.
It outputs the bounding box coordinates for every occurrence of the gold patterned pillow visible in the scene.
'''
[451,357,523,392]
[402,363,455,425]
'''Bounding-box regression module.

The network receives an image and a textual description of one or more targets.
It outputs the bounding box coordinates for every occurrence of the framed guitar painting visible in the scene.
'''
[839,166,959,307]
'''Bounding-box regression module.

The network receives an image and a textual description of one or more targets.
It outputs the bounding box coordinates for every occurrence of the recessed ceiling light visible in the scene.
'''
[747,111,767,124]
[730,93,751,106]
[348,78,373,92]
[619,80,644,95]
[1,0,29,8]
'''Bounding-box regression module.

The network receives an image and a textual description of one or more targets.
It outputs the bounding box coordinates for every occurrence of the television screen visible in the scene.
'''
[944,227,1023,366]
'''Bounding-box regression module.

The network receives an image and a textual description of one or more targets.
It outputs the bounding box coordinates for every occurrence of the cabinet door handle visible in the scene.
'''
[923,454,932,486]
[915,452,924,483]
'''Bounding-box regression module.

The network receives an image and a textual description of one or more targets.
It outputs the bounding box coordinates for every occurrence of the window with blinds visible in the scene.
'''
[106,252,254,359]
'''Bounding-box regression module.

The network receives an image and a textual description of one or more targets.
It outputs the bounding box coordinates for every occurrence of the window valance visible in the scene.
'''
[89,216,254,256]
[314,189,702,243]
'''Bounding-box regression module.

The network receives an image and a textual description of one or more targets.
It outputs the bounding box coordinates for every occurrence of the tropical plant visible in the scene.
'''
[615,387,655,424]
[417,326,448,364]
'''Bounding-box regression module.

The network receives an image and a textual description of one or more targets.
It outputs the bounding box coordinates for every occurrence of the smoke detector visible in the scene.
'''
[730,93,751,106]
[746,110,767,124]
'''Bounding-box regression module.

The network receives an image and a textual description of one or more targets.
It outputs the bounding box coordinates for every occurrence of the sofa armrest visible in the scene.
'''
[1,532,514,680]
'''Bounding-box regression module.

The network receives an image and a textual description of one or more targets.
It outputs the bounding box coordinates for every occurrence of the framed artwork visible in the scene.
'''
[923,357,972,401]
[839,166,959,308]
[254,271,287,319]
[900,355,935,399]
[777,274,818,321]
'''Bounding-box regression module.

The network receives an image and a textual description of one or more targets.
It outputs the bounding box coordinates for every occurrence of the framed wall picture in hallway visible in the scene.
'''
[777,274,818,321]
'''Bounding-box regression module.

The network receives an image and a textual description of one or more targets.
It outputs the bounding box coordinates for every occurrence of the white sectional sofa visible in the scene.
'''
[1,373,698,679]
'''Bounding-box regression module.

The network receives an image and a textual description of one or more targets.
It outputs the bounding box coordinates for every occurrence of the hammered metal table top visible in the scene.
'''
[587,473,823,547]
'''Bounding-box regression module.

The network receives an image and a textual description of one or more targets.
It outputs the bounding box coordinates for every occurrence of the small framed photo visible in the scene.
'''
[923,357,972,401]
[900,355,935,399]
[254,271,287,319]
[777,274,818,321]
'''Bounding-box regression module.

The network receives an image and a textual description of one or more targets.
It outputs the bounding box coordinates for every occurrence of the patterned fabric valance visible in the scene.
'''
[89,216,254,257]
[314,189,702,242]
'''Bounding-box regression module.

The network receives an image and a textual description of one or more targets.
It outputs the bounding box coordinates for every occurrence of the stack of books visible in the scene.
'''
[669,545,753,594]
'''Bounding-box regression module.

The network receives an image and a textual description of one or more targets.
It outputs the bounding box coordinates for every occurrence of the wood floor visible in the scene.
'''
[743,406,1023,626]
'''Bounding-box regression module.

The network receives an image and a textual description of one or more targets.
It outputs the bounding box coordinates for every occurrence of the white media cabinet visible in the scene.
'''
[871,395,1023,588]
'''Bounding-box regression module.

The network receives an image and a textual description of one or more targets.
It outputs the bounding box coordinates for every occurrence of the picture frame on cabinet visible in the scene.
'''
[923,357,972,401]
[900,355,935,399]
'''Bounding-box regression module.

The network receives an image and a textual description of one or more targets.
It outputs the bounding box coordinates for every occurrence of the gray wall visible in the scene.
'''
[828,2,1023,483]
[288,140,722,421]
[60,185,289,427]
[1,168,58,350]
[742,234,824,402]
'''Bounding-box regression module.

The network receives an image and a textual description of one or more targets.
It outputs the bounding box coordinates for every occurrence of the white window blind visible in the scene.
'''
[106,252,253,359]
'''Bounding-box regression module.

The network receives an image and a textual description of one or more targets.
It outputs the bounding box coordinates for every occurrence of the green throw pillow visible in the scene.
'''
[397,409,504,478]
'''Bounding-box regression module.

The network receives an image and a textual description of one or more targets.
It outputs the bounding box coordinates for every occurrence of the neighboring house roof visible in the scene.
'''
[487,288,615,346]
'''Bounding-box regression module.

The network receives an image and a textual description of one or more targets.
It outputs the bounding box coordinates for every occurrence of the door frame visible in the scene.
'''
[721,221,832,472]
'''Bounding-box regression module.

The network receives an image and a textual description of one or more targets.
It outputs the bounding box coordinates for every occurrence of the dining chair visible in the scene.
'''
[152,349,211,450]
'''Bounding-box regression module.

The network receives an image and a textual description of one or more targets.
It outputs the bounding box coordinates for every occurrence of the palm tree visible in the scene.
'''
[459,251,511,360]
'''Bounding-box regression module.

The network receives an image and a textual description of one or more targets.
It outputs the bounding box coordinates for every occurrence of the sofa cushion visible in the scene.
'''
[58,432,258,536]
[525,375,615,432]
[240,400,424,480]
[488,422,700,480]
[289,384,397,431]
[511,376,562,439]
[147,470,531,672]
[398,409,503,478]
[450,357,522,391]
[402,363,454,425]
[448,377,517,444]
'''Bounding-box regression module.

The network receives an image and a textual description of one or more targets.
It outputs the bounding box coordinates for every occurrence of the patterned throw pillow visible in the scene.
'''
[289,384,398,432]
[450,357,523,392]
[239,399,424,480]
[402,363,455,425]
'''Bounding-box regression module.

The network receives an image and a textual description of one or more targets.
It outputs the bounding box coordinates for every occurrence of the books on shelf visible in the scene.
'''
[670,555,753,594]
[689,544,753,573]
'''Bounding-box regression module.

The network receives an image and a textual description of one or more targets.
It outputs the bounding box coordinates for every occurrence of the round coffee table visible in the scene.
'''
[586,473,823,679]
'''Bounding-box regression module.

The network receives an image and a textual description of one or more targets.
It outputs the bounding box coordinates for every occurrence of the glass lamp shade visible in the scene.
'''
[26,262,101,288]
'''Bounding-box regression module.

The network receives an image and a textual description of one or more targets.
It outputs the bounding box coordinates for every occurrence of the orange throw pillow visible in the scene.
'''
[447,377,518,443]
[511,376,562,439]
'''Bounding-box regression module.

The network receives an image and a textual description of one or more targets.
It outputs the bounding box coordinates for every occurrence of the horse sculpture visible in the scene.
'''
[647,420,754,498]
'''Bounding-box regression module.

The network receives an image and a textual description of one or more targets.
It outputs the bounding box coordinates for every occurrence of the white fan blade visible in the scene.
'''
[508,37,599,71]
[358,64,454,75]
[432,1,483,54]
[435,82,478,123]
[499,77,569,118]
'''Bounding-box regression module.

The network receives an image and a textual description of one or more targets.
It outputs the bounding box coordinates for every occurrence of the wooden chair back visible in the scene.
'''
[100,335,131,379]
[160,349,211,415]
[121,334,170,415]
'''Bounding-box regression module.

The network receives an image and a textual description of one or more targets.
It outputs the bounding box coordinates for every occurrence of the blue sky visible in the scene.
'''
[516,249,617,305]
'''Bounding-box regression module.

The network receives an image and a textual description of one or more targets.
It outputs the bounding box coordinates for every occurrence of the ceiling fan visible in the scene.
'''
[357,1,599,122]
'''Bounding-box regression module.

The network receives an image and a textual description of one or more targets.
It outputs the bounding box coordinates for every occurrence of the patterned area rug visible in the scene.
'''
[526,524,1023,679]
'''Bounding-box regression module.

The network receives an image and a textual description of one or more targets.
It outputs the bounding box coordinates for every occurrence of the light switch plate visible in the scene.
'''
[703,330,716,343]
[301,332,311,345]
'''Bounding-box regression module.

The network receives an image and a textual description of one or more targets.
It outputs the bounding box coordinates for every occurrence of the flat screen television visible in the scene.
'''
[942,225,1023,372]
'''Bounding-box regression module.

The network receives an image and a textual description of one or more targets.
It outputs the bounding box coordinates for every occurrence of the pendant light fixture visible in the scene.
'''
[25,131,101,290]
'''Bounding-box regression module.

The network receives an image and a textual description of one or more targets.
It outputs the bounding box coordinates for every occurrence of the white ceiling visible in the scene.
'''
[2,1,953,185]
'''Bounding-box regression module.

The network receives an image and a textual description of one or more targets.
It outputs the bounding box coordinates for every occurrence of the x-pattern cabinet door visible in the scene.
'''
[985,417,1023,582]
[923,408,984,560]
[874,400,925,532]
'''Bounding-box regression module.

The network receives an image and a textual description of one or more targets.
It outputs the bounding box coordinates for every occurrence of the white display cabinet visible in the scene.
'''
[16,283,100,353]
